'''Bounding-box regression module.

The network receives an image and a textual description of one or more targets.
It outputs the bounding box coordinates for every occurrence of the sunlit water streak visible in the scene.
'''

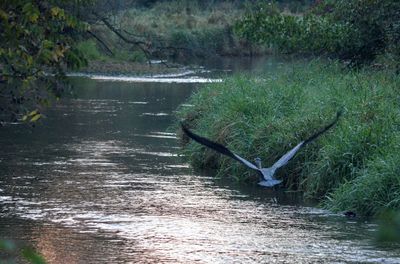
[68,72,222,83]
[1,68,400,263]
[90,75,222,83]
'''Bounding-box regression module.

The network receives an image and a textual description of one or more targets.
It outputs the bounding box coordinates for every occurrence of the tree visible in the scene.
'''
[0,0,88,125]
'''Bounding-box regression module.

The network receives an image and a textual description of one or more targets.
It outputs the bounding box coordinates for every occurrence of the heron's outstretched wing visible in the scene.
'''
[303,111,342,145]
[271,111,341,170]
[271,141,304,170]
[181,123,259,171]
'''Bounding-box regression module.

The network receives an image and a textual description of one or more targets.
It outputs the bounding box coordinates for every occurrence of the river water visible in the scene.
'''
[1,58,400,263]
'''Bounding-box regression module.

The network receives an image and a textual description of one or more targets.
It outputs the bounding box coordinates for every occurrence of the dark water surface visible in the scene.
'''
[1,58,400,263]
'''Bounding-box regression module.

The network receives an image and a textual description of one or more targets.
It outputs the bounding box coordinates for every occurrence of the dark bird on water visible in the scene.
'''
[181,112,341,187]
[344,211,356,218]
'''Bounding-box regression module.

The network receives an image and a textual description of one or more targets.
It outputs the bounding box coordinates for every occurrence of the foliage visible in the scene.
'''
[376,211,400,243]
[0,0,88,125]
[316,0,400,65]
[76,40,104,61]
[325,138,400,216]
[1,240,46,263]
[235,3,352,54]
[235,0,400,67]
[176,60,400,216]
[89,0,256,62]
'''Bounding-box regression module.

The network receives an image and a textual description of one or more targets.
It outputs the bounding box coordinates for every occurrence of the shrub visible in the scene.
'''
[76,40,104,61]
[235,0,400,67]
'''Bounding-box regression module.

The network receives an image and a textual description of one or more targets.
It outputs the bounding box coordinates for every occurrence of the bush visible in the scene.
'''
[235,0,400,67]
[76,40,104,61]
[316,0,400,65]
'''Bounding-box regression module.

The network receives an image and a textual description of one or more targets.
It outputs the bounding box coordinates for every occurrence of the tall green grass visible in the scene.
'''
[176,60,400,216]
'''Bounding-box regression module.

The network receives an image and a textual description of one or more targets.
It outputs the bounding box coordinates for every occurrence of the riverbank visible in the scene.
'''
[176,60,400,217]
[77,0,267,73]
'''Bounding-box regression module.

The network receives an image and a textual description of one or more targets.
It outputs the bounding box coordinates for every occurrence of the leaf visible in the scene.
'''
[50,7,61,17]
[28,110,38,117]
[42,40,54,49]
[21,247,47,264]
[22,3,40,23]
[27,55,33,66]
[30,12,39,23]
[39,49,53,63]
[0,9,8,21]
[30,114,42,122]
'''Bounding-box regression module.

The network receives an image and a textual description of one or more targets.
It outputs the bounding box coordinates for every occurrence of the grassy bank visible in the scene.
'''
[75,1,266,74]
[176,60,400,217]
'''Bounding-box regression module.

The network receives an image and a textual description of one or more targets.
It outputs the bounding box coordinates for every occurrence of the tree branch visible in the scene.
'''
[93,11,152,63]
[87,30,114,56]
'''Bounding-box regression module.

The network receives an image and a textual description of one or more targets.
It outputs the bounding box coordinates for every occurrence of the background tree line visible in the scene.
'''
[236,0,400,68]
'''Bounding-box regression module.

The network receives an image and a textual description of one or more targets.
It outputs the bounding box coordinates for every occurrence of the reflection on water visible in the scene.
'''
[1,58,400,263]
[85,75,222,83]
[68,68,222,83]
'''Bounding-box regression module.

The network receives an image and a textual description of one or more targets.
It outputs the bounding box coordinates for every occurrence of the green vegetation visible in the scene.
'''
[76,40,105,61]
[120,1,246,57]
[235,0,400,68]
[376,211,400,243]
[1,240,46,264]
[177,61,400,217]
[86,0,260,65]
[177,0,400,218]
[78,0,316,65]
[0,0,88,124]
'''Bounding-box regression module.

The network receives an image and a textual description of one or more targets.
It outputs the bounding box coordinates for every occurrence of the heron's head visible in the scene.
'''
[254,157,262,169]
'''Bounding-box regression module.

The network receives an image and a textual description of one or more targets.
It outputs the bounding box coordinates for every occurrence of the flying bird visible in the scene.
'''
[181,112,341,187]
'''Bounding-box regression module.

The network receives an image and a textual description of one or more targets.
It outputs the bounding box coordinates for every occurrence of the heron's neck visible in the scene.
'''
[255,159,262,169]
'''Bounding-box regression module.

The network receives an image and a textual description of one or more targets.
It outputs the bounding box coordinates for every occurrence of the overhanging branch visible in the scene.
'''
[93,11,152,62]
[92,11,194,63]
[87,30,114,56]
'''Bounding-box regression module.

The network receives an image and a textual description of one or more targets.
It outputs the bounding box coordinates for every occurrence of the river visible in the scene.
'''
[1,57,399,263]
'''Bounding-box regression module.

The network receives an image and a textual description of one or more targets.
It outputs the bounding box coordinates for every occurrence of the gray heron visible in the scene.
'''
[181,112,341,187]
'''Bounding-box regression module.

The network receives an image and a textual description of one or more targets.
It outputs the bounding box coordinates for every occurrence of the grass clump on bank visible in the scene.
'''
[176,61,400,217]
